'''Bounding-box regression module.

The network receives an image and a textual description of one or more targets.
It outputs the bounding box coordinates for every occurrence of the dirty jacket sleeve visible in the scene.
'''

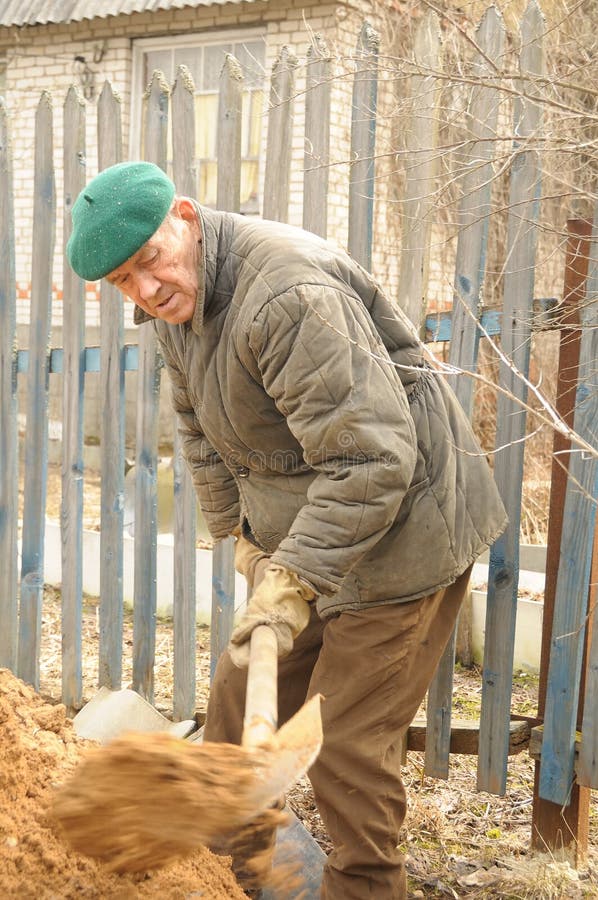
[159,341,240,540]
[246,285,418,597]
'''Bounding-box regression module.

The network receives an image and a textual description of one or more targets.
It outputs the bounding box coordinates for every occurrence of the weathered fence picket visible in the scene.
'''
[131,330,161,703]
[447,5,506,418]
[478,0,545,795]
[531,219,593,859]
[425,5,507,779]
[0,97,18,672]
[172,67,196,197]
[172,449,198,721]
[217,55,243,213]
[131,73,168,703]
[171,64,198,721]
[544,208,598,802]
[210,54,246,675]
[262,46,297,223]
[61,85,86,711]
[17,92,55,690]
[303,35,331,237]
[210,539,236,679]
[397,10,442,331]
[98,81,125,690]
[347,22,379,270]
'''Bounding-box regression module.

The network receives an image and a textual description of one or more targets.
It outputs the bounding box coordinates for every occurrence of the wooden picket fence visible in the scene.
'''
[0,0,597,859]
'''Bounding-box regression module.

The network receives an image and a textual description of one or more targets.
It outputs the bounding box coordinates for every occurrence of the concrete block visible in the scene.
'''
[475,543,547,574]
[41,519,248,622]
[73,686,196,744]
[471,590,543,674]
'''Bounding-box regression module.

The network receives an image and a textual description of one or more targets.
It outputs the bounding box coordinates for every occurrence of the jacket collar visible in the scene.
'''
[133,200,219,335]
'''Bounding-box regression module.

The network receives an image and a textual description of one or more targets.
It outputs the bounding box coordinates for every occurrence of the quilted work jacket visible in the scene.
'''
[144,204,507,618]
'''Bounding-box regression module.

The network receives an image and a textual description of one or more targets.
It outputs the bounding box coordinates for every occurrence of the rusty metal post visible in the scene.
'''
[531,219,593,862]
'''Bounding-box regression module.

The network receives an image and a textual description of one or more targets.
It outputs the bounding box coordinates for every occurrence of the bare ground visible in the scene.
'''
[36,585,598,900]
[25,466,598,897]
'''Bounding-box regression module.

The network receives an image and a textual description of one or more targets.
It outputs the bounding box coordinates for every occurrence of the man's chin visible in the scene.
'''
[159,307,195,325]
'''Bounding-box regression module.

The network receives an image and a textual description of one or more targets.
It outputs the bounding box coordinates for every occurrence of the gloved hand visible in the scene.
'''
[228,564,315,668]
[234,534,270,589]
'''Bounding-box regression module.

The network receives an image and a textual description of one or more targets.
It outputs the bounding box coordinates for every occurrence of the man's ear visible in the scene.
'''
[173,196,198,225]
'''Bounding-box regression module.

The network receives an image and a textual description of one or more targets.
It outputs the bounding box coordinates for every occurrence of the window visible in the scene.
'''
[132,33,265,214]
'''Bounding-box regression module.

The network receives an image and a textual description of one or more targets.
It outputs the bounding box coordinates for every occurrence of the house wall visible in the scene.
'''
[2,0,404,450]
[0,0,401,336]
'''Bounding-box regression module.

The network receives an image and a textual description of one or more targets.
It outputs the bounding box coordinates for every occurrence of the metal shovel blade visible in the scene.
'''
[53,694,323,873]
[241,693,323,818]
[54,625,323,873]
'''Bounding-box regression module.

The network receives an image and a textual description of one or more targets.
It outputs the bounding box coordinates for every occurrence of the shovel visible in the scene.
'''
[53,624,322,874]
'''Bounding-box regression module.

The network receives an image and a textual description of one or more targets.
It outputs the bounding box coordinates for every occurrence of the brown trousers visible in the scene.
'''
[204,566,472,899]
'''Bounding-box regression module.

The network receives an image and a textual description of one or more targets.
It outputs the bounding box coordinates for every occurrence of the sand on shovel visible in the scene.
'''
[0,667,247,899]
[53,694,322,877]
[53,732,277,871]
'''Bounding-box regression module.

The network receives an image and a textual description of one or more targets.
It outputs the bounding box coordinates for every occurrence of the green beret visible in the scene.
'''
[67,161,176,281]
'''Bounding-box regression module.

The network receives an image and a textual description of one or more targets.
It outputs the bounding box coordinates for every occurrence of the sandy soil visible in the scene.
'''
[18,465,598,897]
[31,586,597,900]
[0,666,248,899]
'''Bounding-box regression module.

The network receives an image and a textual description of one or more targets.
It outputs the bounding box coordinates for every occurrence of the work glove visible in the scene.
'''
[234,533,270,590]
[228,563,315,668]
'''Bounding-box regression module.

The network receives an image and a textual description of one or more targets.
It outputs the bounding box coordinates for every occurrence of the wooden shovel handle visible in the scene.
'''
[242,624,279,748]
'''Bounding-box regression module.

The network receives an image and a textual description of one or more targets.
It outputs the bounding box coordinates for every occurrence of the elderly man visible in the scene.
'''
[67,161,506,899]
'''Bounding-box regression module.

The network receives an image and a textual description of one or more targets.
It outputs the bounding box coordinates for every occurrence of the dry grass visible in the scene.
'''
[24,446,597,898]
[29,464,598,896]
[36,586,598,900]
[38,585,213,716]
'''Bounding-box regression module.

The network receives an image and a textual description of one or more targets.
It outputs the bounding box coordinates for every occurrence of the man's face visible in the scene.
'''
[107,198,200,325]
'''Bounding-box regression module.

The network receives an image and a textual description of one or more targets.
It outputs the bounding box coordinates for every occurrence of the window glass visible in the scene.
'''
[174,46,202,87]
[241,161,259,211]
[199,161,218,207]
[145,49,173,85]
[234,41,264,88]
[138,35,265,214]
[248,90,264,157]
[203,44,232,91]
[195,94,218,158]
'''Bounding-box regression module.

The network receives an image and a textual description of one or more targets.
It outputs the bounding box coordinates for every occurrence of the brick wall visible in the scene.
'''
[2,15,133,328]
[1,0,401,333]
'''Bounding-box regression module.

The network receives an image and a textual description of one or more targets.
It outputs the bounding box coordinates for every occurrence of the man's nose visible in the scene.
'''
[136,270,160,301]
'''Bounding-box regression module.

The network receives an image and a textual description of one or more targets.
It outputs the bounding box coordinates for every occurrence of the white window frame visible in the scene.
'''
[130,28,267,161]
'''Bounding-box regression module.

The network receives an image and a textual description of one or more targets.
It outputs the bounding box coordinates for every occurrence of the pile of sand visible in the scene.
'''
[0,667,247,899]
